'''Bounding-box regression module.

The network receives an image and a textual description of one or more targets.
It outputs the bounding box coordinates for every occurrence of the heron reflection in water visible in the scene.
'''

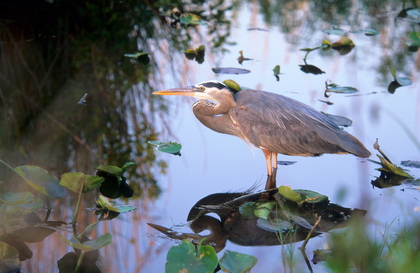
[154,81,370,189]
[148,189,367,252]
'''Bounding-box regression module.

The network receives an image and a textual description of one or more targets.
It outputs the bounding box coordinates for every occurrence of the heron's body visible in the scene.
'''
[154,81,370,189]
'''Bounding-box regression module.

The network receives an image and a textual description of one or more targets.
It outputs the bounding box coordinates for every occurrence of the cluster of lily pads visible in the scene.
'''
[0,160,137,273]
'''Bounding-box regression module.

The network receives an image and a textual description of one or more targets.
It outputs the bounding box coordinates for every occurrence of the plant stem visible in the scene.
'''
[73,250,85,273]
[72,176,85,230]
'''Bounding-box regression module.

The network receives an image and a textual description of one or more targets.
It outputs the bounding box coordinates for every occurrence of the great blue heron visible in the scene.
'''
[154,81,371,189]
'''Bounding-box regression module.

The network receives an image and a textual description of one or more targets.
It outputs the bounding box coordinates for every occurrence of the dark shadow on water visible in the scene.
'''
[149,187,367,253]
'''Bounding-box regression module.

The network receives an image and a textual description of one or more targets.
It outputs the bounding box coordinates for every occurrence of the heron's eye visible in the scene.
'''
[199,86,205,91]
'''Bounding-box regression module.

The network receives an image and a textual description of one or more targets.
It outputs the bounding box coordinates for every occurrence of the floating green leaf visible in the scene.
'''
[406,8,420,19]
[180,13,205,26]
[60,233,112,251]
[376,155,413,178]
[363,29,379,36]
[0,242,20,270]
[166,240,218,273]
[273,65,281,77]
[254,201,276,220]
[239,202,257,217]
[409,32,420,48]
[96,195,136,213]
[256,218,293,232]
[14,165,67,198]
[96,165,123,177]
[389,67,397,79]
[325,82,358,94]
[396,77,412,86]
[323,26,346,35]
[332,36,355,48]
[148,140,182,156]
[293,189,328,204]
[0,192,35,205]
[219,250,258,273]
[60,173,104,193]
[278,186,302,202]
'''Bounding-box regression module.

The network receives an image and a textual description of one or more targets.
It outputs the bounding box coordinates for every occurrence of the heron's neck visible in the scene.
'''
[192,99,238,135]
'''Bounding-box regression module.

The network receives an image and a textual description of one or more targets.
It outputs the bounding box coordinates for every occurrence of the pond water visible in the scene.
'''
[1,1,420,273]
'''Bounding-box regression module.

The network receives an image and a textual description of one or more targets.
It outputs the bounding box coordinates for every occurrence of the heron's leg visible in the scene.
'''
[262,150,277,190]
[262,149,273,176]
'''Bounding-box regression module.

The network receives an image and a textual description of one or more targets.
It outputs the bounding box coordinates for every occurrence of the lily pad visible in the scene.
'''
[254,201,276,220]
[396,77,412,86]
[278,186,302,202]
[256,218,293,233]
[323,26,346,35]
[60,172,104,193]
[0,242,20,271]
[219,250,257,273]
[166,239,218,273]
[96,195,136,213]
[60,233,112,251]
[180,13,206,26]
[332,36,355,48]
[376,154,413,178]
[293,189,328,204]
[212,67,251,75]
[0,192,35,205]
[239,202,257,218]
[148,140,182,156]
[325,82,358,94]
[14,165,67,198]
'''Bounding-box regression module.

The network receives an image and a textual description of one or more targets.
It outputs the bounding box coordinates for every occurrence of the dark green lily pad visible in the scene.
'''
[212,67,251,75]
[166,240,218,273]
[96,163,134,199]
[219,250,258,273]
[256,218,293,233]
[14,165,68,198]
[239,202,257,218]
[148,140,182,156]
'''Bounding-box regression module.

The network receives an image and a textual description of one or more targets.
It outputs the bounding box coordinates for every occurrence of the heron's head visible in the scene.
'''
[153,80,238,101]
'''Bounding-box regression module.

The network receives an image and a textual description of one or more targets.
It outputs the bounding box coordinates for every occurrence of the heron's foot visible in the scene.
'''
[264,168,278,190]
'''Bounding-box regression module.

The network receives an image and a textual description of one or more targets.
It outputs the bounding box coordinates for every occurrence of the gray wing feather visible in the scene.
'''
[230,89,370,157]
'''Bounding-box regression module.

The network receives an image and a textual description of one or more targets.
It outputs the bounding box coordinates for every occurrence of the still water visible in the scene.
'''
[2,1,420,272]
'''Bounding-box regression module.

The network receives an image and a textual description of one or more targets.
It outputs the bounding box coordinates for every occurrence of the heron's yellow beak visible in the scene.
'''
[153,86,202,96]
